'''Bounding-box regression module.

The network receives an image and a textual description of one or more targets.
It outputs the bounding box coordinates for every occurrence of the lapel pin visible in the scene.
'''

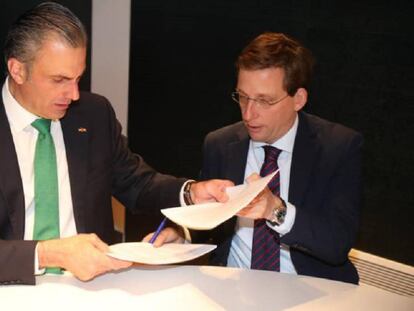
[78,127,87,133]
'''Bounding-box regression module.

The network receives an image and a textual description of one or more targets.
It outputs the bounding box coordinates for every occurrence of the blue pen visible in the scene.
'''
[149,217,168,244]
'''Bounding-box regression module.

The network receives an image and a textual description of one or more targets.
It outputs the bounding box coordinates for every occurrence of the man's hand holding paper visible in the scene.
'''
[160,171,277,230]
[145,172,278,247]
[236,173,285,221]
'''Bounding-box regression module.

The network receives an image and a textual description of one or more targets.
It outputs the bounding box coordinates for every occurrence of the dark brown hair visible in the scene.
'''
[236,32,314,96]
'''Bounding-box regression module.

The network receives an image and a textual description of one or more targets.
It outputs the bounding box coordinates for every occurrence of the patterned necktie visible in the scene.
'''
[32,119,61,274]
[251,145,282,271]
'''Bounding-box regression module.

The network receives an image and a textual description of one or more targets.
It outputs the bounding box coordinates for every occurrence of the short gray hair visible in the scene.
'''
[4,2,87,66]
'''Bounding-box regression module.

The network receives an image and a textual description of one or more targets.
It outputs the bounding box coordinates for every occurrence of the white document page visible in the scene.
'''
[161,171,277,230]
[107,242,217,264]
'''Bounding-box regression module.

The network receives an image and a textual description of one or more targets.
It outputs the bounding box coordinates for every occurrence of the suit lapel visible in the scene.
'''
[60,105,89,234]
[0,98,25,238]
[289,112,320,206]
[225,124,250,185]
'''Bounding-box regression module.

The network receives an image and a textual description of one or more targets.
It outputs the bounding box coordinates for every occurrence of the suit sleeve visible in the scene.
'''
[282,131,363,265]
[0,240,37,285]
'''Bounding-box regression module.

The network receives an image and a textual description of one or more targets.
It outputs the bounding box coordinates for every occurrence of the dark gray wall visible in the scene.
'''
[128,1,414,265]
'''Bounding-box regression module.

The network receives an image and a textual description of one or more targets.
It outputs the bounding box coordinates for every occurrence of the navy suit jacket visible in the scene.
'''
[193,112,362,284]
[0,91,186,285]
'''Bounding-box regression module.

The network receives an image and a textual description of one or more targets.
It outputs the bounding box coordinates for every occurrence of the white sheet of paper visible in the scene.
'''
[107,242,217,264]
[161,171,277,230]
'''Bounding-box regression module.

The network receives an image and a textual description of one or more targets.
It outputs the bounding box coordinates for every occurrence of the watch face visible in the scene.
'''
[276,212,285,225]
[272,204,286,225]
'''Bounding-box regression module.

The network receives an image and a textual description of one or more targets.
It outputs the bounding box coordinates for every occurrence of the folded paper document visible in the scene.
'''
[161,171,277,230]
[108,242,217,264]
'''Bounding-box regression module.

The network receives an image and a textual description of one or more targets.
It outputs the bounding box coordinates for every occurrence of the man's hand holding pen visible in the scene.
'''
[143,178,234,246]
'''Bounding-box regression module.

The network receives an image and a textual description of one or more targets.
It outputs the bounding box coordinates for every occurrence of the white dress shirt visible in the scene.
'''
[227,115,299,274]
[2,79,78,272]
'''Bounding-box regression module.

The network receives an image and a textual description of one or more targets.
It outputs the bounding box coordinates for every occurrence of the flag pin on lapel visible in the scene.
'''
[78,127,87,133]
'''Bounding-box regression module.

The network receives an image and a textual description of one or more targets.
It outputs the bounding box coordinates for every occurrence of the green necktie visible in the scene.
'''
[32,119,61,274]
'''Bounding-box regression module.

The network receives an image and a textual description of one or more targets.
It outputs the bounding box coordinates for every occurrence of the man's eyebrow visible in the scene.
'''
[51,75,70,79]
[237,89,274,98]
[50,71,85,80]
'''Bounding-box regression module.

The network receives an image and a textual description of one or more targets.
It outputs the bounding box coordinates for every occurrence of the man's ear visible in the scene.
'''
[293,87,308,111]
[7,58,27,84]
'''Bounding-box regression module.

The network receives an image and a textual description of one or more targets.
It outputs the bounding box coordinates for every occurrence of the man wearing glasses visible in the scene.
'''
[152,32,362,284]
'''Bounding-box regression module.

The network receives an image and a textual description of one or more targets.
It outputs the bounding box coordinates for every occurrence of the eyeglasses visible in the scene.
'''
[231,91,289,110]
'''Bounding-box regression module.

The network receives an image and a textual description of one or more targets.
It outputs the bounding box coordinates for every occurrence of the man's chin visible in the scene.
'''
[248,133,265,142]
[49,110,68,120]
[249,132,275,144]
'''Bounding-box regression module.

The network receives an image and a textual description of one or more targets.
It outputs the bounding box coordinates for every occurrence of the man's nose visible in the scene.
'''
[68,82,80,101]
[242,99,257,121]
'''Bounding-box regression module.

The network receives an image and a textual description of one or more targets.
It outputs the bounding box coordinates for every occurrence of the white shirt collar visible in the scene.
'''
[251,114,299,153]
[2,77,39,133]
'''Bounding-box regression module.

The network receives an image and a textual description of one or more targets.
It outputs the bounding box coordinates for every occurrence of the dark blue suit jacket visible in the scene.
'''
[0,91,186,285]
[193,112,362,284]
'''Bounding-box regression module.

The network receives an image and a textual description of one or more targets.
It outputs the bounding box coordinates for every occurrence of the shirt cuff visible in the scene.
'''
[34,243,46,276]
[179,181,195,243]
[181,226,192,243]
[179,180,195,206]
[266,201,296,236]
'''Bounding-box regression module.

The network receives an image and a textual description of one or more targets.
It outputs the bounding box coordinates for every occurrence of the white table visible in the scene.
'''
[0,265,412,310]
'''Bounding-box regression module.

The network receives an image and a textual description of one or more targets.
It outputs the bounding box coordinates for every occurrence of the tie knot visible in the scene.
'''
[32,118,52,135]
[262,145,282,163]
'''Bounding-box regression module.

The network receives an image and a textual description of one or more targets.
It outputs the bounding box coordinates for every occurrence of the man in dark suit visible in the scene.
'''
[0,2,231,285]
[152,32,362,284]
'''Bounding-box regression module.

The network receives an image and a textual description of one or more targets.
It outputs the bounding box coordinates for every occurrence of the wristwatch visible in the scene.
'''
[183,180,196,205]
[267,198,287,226]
